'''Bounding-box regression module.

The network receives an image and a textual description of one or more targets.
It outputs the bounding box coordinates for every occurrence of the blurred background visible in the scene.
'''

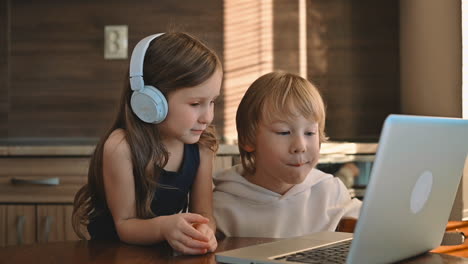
[0,0,462,144]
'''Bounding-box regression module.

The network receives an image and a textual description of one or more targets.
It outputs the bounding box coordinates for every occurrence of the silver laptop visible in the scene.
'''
[215,114,468,264]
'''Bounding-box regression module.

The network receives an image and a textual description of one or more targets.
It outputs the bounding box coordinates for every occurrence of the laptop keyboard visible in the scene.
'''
[273,240,351,264]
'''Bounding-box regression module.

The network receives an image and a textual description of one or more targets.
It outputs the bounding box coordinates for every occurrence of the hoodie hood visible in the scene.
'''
[213,164,333,204]
[213,164,362,238]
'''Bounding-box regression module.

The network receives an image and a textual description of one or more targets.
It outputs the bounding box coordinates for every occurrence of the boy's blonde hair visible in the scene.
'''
[236,71,327,175]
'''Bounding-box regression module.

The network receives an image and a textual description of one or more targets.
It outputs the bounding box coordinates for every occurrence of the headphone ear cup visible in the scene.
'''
[130,85,168,124]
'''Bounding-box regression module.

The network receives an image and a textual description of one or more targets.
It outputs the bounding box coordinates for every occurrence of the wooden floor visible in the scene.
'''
[432,221,468,257]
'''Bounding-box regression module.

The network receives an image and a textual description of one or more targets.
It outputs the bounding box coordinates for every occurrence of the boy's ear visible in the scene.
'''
[242,144,255,152]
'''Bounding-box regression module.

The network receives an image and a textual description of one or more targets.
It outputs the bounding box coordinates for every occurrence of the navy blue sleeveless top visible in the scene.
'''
[87,144,200,240]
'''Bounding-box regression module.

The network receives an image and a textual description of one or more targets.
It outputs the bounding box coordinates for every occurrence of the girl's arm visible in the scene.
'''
[102,130,210,254]
[189,145,218,251]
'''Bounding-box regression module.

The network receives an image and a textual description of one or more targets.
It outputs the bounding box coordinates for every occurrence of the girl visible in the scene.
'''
[73,32,222,255]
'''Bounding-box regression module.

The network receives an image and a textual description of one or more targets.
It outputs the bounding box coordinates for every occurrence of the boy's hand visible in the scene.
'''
[194,222,218,252]
[160,213,211,255]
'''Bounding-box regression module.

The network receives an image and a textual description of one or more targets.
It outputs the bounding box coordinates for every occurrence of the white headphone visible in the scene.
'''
[129,33,168,124]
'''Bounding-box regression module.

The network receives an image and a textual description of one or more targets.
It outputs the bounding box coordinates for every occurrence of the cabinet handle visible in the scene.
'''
[43,216,54,242]
[10,177,60,186]
[16,215,25,245]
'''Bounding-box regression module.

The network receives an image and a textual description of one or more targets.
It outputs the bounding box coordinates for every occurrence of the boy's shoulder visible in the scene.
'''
[308,168,348,188]
[214,165,335,183]
[213,165,338,192]
[214,164,244,178]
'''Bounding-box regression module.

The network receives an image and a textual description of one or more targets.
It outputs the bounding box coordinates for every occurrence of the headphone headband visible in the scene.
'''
[129,33,165,91]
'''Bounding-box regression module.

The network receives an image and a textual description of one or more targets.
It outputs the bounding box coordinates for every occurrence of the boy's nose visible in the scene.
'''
[290,136,307,153]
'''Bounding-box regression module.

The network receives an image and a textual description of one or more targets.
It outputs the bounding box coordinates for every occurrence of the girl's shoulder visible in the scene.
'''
[103,129,130,158]
[106,128,127,145]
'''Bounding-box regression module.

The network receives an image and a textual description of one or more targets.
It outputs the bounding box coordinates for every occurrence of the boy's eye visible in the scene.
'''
[276,131,290,135]
[305,132,316,136]
[190,103,200,106]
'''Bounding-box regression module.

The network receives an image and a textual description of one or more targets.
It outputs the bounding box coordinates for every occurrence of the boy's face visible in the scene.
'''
[246,113,320,194]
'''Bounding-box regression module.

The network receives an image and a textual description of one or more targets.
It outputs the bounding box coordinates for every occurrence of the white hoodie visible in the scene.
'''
[213,164,362,238]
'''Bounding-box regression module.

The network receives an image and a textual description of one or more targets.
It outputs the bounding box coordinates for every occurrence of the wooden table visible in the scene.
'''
[0,237,468,264]
[432,221,468,258]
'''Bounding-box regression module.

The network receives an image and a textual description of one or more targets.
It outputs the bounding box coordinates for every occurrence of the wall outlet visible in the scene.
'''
[104,25,128,59]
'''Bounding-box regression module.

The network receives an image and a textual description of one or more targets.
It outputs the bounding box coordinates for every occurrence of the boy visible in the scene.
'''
[213,71,361,238]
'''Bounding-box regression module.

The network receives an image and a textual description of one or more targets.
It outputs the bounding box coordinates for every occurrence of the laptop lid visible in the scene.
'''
[215,114,468,264]
[347,114,468,263]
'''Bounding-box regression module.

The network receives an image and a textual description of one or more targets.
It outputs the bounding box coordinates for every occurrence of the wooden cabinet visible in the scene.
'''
[0,144,241,247]
[0,205,78,246]
[0,147,90,246]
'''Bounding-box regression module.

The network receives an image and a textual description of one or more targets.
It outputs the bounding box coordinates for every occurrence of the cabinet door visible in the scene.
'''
[36,205,79,243]
[0,205,36,246]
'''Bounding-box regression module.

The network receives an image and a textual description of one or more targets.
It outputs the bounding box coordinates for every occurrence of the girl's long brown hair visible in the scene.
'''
[72,32,221,239]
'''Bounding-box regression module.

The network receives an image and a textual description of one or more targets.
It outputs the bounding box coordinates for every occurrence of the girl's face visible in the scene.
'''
[158,68,222,147]
[246,112,321,195]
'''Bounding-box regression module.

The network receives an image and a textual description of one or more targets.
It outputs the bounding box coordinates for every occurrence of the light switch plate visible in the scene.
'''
[104,25,128,59]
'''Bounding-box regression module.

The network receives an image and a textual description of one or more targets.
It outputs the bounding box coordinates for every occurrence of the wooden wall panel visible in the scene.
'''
[307,0,400,141]
[3,0,400,142]
[0,0,8,138]
[0,205,5,246]
[273,0,300,74]
[222,0,273,143]
[6,0,223,139]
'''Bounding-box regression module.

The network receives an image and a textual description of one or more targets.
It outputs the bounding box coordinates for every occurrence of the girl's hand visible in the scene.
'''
[160,213,211,255]
[194,223,218,252]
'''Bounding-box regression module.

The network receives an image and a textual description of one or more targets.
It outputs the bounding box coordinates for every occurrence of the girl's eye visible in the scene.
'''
[305,132,316,136]
[276,131,290,135]
[190,103,200,106]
